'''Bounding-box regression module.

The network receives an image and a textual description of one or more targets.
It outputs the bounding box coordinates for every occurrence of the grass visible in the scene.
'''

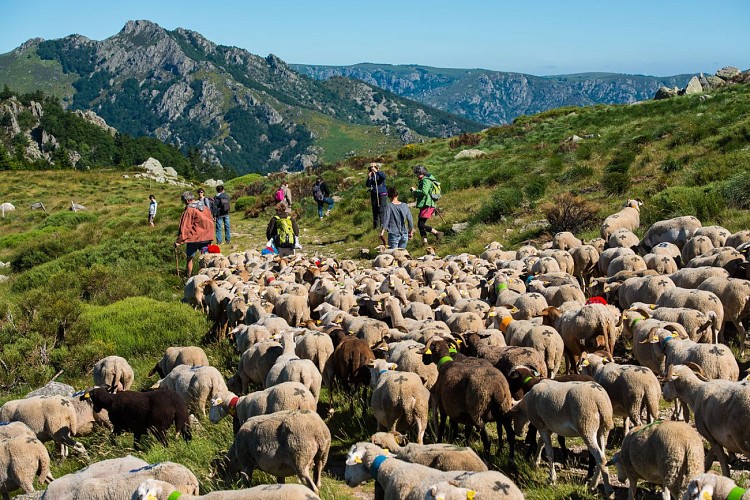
[0,45,77,100]
[1,82,750,498]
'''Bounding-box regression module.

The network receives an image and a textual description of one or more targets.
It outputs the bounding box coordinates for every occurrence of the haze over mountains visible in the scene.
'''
[0,19,700,173]
[293,63,694,125]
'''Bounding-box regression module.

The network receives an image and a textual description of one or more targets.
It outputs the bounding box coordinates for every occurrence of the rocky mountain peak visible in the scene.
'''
[173,27,217,54]
[14,38,44,54]
[120,20,164,37]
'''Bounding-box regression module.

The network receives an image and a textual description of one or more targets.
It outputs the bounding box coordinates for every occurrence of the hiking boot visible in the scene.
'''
[325,209,331,217]
[319,216,324,221]
[435,231,444,242]
[422,238,429,246]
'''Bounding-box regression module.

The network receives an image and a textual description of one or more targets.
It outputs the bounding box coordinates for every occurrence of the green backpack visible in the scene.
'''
[429,176,442,201]
[274,216,295,248]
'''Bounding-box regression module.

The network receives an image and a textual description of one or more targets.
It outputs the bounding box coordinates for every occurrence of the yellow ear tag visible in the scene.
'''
[214,398,223,405]
[649,304,656,310]
[147,494,158,500]
[581,359,589,366]
[701,491,712,500]
[354,456,362,464]
[467,491,476,500]
[383,448,389,453]
[424,348,432,355]
[671,332,679,338]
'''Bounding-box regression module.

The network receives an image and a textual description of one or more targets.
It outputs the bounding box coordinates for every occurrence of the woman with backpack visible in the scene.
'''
[275,181,292,206]
[312,177,334,221]
[266,203,300,257]
[411,165,444,245]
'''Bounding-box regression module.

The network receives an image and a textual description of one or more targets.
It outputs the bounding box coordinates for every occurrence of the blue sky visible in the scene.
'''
[0,0,748,76]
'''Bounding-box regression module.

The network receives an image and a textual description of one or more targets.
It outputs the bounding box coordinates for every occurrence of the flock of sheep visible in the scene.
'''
[1,198,750,500]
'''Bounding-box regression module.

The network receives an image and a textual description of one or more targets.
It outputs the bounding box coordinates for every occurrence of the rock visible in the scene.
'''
[454,149,486,160]
[654,86,679,100]
[204,179,223,187]
[730,70,750,84]
[25,381,75,398]
[0,275,9,284]
[139,157,165,177]
[716,66,740,80]
[70,201,86,212]
[700,74,726,90]
[122,175,129,179]
[452,222,470,233]
[295,154,317,170]
[29,101,43,119]
[163,167,178,177]
[559,135,583,151]
[155,176,166,184]
[73,110,117,135]
[682,76,703,95]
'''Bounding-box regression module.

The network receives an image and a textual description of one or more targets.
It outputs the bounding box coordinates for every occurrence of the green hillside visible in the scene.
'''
[0,81,749,499]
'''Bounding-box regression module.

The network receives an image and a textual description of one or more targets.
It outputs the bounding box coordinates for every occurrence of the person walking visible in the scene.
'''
[174,191,214,277]
[380,187,413,249]
[266,202,300,257]
[411,165,444,245]
[312,177,334,221]
[365,162,388,229]
[213,185,231,244]
[147,194,157,227]
[281,180,292,206]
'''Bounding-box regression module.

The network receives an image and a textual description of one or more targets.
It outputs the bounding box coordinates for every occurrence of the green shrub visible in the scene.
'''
[603,172,630,195]
[575,143,592,160]
[222,173,263,193]
[10,230,84,272]
[73,297,208,360]
[661,155,682,174]
[649,185,726,222]
[723,172,750,209]
[40,211,97,228]
[234,196,257,212]
[524,178,547,201]
[604,149,636,173]
[558,165,594,183]
[473,188,523,224]
[543,193,600,234]
[396,144,429,160]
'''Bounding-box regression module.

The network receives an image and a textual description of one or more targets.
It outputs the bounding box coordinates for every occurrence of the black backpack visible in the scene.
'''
[217,194,230,215]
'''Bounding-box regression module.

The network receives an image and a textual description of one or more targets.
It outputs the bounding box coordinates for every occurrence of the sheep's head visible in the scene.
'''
[344,443,377,487]
[683,472,740,500]
[135,479,176,500]
[427,481,477,500]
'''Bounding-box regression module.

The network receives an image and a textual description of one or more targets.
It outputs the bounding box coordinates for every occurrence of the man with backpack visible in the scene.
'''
[312,177,333,221]
[266,202,300,257]
[411,165,444,245]
[213,185,231,244]
[365,162,388,229]
[174,191,214,277]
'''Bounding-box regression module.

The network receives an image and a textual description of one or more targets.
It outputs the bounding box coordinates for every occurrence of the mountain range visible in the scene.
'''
[0,20,481,174]
[292,63,695,125]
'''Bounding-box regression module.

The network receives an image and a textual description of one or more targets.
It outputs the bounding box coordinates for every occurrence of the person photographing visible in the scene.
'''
[365,162,388,229]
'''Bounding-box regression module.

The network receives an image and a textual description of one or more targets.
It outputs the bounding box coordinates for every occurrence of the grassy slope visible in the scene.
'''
[1,84,749,499]
[0,47,77,101]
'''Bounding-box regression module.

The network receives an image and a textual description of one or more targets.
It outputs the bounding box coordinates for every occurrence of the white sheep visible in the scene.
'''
[644,327,738,382]
[92,355,134,392]
[387,340,439,389]
[134,479,321,499]
[368,360,429,445]
[148,346,209,378]
[683,473,750,500]
[640,216,702,251]
[370,432,486,472]
[295,329,335,374]
[40,455,148,498]
[694,225,731,248]
[233,324,272,353]
[0,435,54,498]
[552,231,583,251]
[696,276,750,355]
[153,365,228,418]
[681,235,715,263]
[608,228,640,249]
[600,199,642,240]
[655,286,725,344]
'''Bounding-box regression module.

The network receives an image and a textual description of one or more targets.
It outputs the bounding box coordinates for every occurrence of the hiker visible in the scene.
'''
[174,191,214,277]
[266,202,300,257]
[147,194,157,227]
[411,165,444,245]
[197,188,213,214]
[213,185,231,244]
[274,180,292,206]
[380,186,414,249]
[365,162,388,229]
[312,177,334,221]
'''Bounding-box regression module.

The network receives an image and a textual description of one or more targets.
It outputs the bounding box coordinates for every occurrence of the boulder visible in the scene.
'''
[700,73,726,90]
[139,157,165,177]
[454,148,486,160]
[682,76,703,95]
[0,275,9,284]
[164,167,178,178]
[204,179,223,187]
[716,66,740,80]
[452,222,470,233]
[654,86,679,100]
[25,381,75,398]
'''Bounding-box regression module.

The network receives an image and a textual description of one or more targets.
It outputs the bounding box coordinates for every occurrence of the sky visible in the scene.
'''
[0,0,748,76]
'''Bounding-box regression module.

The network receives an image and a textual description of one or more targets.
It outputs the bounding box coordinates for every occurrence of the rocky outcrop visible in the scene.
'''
[134,157,191,187]
[454,149,486,160]
[73,110,117,135]
[654,66,750,99]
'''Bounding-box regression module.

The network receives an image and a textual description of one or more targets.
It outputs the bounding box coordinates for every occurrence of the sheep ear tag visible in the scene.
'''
[581,359,589,366]
[146,494,158,500]
[424,348,432,355]
[466,491,476,500]
[83,392,90,399]
[354,456,362,464]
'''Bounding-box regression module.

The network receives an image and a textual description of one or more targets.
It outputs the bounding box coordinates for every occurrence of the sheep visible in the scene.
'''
[81,387,191,449]
[682,235,715,263]
[648,327,739,380]
[134,479,322,500]
[233,324,272,353]
[644,252,679,275]
[509,292,549,320]
[539,249,575,275]
[669,266,730,288]
[295,330,334,374]
[274,293,311,327]
[182,275,212,312]
[0,395,87,458]
[40,455,148,498]
[569,244,600,289]
[608,228,640,249]
[370,432,486,472]
[499,317,563,378]
[344,442,524,500]
[608,420,704,500]
[727,230,750,249]
[153,365,228,418]
[0,435,54,499]
[68,395,111,436]
[589,237,607,254]
[607,253,647,276]
[40,461,199,500]
[148,346,209,378]
[633,305,714,343]
[655,287,725,344]
[0,422,36,441]
[552,231,583,251]
[368,360,430,444]
[608,275,675,310]
[639,216,702,251]
[697,276,750,355]
[265,331,322,401]
[93,355,134,392]
[511,380,614,495]
[694,225,731,248]
[230,339,283,394]
[464,331,548,381]
[322,334,375,394]
[226,296,248,330]
[387,340,439,389]
[598,247,635,275]
[209,383,317,433]
[683,473,750,500]
[600,199,642,240]
[227,410,330,494]
[662,364,750,476]
[531,256,561,275]
[686,247,745,271]
[579,351,661,433]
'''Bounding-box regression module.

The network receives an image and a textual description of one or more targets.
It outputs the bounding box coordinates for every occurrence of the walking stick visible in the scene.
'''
[435,206,447,224]
[174,246,181,279]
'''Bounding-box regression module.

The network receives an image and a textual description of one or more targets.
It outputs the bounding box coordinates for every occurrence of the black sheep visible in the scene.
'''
[82,388,191,449]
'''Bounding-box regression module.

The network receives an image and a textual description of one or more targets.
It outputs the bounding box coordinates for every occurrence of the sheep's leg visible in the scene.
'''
[661,488,671,500]
[416,416,426,445]
[314,443,329,490]
[585,431,613,496]
[709,441,731,476]
[297,467,318,495]
[277,476,286,484]
[501,416,516,463]
[626,475,638,500]
[539,430,557,483]
[478,424,491,460]
[437,410,448,443]
[524,425,538,459]
[734,319,747,358]
[464,423,474,448]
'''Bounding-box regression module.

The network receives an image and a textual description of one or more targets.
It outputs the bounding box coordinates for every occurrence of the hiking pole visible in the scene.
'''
[174,246,181,279]
[435,206,447,224]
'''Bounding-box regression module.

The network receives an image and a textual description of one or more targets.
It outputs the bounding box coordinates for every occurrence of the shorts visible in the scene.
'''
[418,207,435,219]
[186,240,211,258]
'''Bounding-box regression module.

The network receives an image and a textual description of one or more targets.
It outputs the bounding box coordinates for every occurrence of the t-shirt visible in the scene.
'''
[149,200,157,216]
[381,202,414,235]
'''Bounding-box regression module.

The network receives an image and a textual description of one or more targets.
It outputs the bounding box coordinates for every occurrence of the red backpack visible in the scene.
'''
[274,188,285,202]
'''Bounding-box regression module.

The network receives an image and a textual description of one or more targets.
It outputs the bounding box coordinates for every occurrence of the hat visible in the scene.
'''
[275,202,291,215]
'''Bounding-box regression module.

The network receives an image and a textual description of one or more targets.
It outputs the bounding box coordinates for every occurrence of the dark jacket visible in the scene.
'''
[213,192,230,217]
[366,170,387,197]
